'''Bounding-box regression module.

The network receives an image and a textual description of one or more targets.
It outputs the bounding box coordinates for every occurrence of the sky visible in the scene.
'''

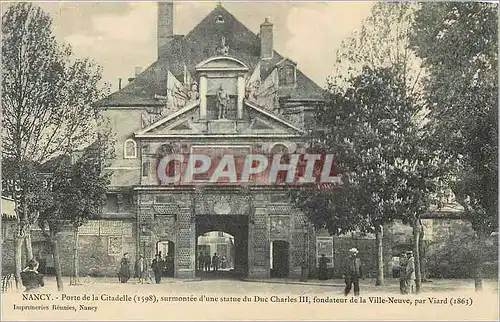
[30,1,374,92]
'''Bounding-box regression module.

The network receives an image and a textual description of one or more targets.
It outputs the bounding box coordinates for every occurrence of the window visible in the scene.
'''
[142,160,150,177]
[278,65,295,87]
[216,15,225,24]
[124,139,137,159]
[270,144,290,184]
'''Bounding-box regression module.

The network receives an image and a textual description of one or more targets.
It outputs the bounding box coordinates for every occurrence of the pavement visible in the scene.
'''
[241,277,500,292]
[6,275,496,294]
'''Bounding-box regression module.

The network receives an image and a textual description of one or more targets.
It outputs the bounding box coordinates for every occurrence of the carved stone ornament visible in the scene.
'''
[213,197,231,215]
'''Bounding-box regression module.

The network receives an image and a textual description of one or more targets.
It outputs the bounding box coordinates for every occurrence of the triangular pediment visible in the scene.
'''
[134,99,303,138]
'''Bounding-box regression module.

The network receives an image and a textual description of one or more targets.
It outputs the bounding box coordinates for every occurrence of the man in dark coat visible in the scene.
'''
[151,255,162,284]
[21,259,44,292]
[318,254,330,280]
[204,253,211,272]
[398,253,408,294]
[118,253,131,283]
[198,252,205,271]
[343,248,363,296]
[212,253,219,272]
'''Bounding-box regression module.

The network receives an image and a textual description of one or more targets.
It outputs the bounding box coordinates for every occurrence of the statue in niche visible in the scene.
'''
[216,36,229,56]
[216,84,229,119]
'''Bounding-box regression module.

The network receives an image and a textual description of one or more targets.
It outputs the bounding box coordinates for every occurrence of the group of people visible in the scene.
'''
[398,251,416,294]
[197,252,227,272]
[117,252,174,284]
[336,248,416,296]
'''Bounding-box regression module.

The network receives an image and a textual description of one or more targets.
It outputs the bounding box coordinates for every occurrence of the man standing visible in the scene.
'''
[204,253,211,272]
[135,254,145,284]
[398,253,408,294]
[405,251,416,294]
[212,253,220,272]
[198,252,205,271]
[343,248,362,296]
[151,255,162,284]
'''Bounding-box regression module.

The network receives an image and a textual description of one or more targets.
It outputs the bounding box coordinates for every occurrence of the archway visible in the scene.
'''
[155,240,175,277]
[197,231,235,276]
[195,215,248,279]
[270,240,289,278]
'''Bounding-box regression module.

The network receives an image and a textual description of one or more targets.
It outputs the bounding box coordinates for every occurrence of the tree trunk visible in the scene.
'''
[375,224,384,286]
[412,218,422,294]
[474,233,485,292]
[71,228,80,285]
[419,224,427,282]
[50,233,64,291]
[14,234,24,290]
[25,233,33,262]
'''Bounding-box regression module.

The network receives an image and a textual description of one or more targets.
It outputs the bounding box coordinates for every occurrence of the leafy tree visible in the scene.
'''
[311,2,426,286]
[410,2,498,290]
[31,139,112,291]
[1,2,109,289]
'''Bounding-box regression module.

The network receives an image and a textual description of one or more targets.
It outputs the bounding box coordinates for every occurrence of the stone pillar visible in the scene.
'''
[175,205,196,279]
[237,74,245,119]
[248,206,270,278]
[199,75,207,120]
[290,223,307,278]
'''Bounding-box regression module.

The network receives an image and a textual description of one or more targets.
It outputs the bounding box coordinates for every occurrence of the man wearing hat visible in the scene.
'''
[405,251,416,294]
[343,248,363,296]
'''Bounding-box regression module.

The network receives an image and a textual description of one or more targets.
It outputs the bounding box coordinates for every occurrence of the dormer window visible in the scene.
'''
[216,15,225,24]
[124,139,137,159]
[278,65,296,87]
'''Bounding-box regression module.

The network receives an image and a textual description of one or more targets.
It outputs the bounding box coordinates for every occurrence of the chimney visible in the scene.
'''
[158,1,174,59]
[118,78,122,90]
[260,17,273,60]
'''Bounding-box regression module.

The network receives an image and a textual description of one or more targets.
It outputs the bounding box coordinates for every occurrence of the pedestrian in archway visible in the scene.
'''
[221,255,227,269]
[204,253,211,272]
[118,253,131,283]
[343,248,362,296]
[212,253,220,272]
[198,252,205,271]
[151,255,162,284]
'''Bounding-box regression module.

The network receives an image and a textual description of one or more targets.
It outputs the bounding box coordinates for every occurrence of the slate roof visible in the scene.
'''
[98,5,324,107]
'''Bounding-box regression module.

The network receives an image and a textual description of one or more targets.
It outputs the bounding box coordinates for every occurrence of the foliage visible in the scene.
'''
[33,139,112,234]
[331,2,423,94]
[410,2,498,235]
[1,2,112,290]
[2,2,109,165]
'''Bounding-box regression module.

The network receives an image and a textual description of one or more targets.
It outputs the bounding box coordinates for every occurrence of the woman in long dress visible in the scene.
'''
[118,253,131,283]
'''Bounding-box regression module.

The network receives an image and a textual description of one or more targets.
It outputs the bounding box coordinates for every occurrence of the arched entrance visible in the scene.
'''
[270,240,289,278]
[195,215,248,279]
[197,231,235,277]
[155,240,175,277]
